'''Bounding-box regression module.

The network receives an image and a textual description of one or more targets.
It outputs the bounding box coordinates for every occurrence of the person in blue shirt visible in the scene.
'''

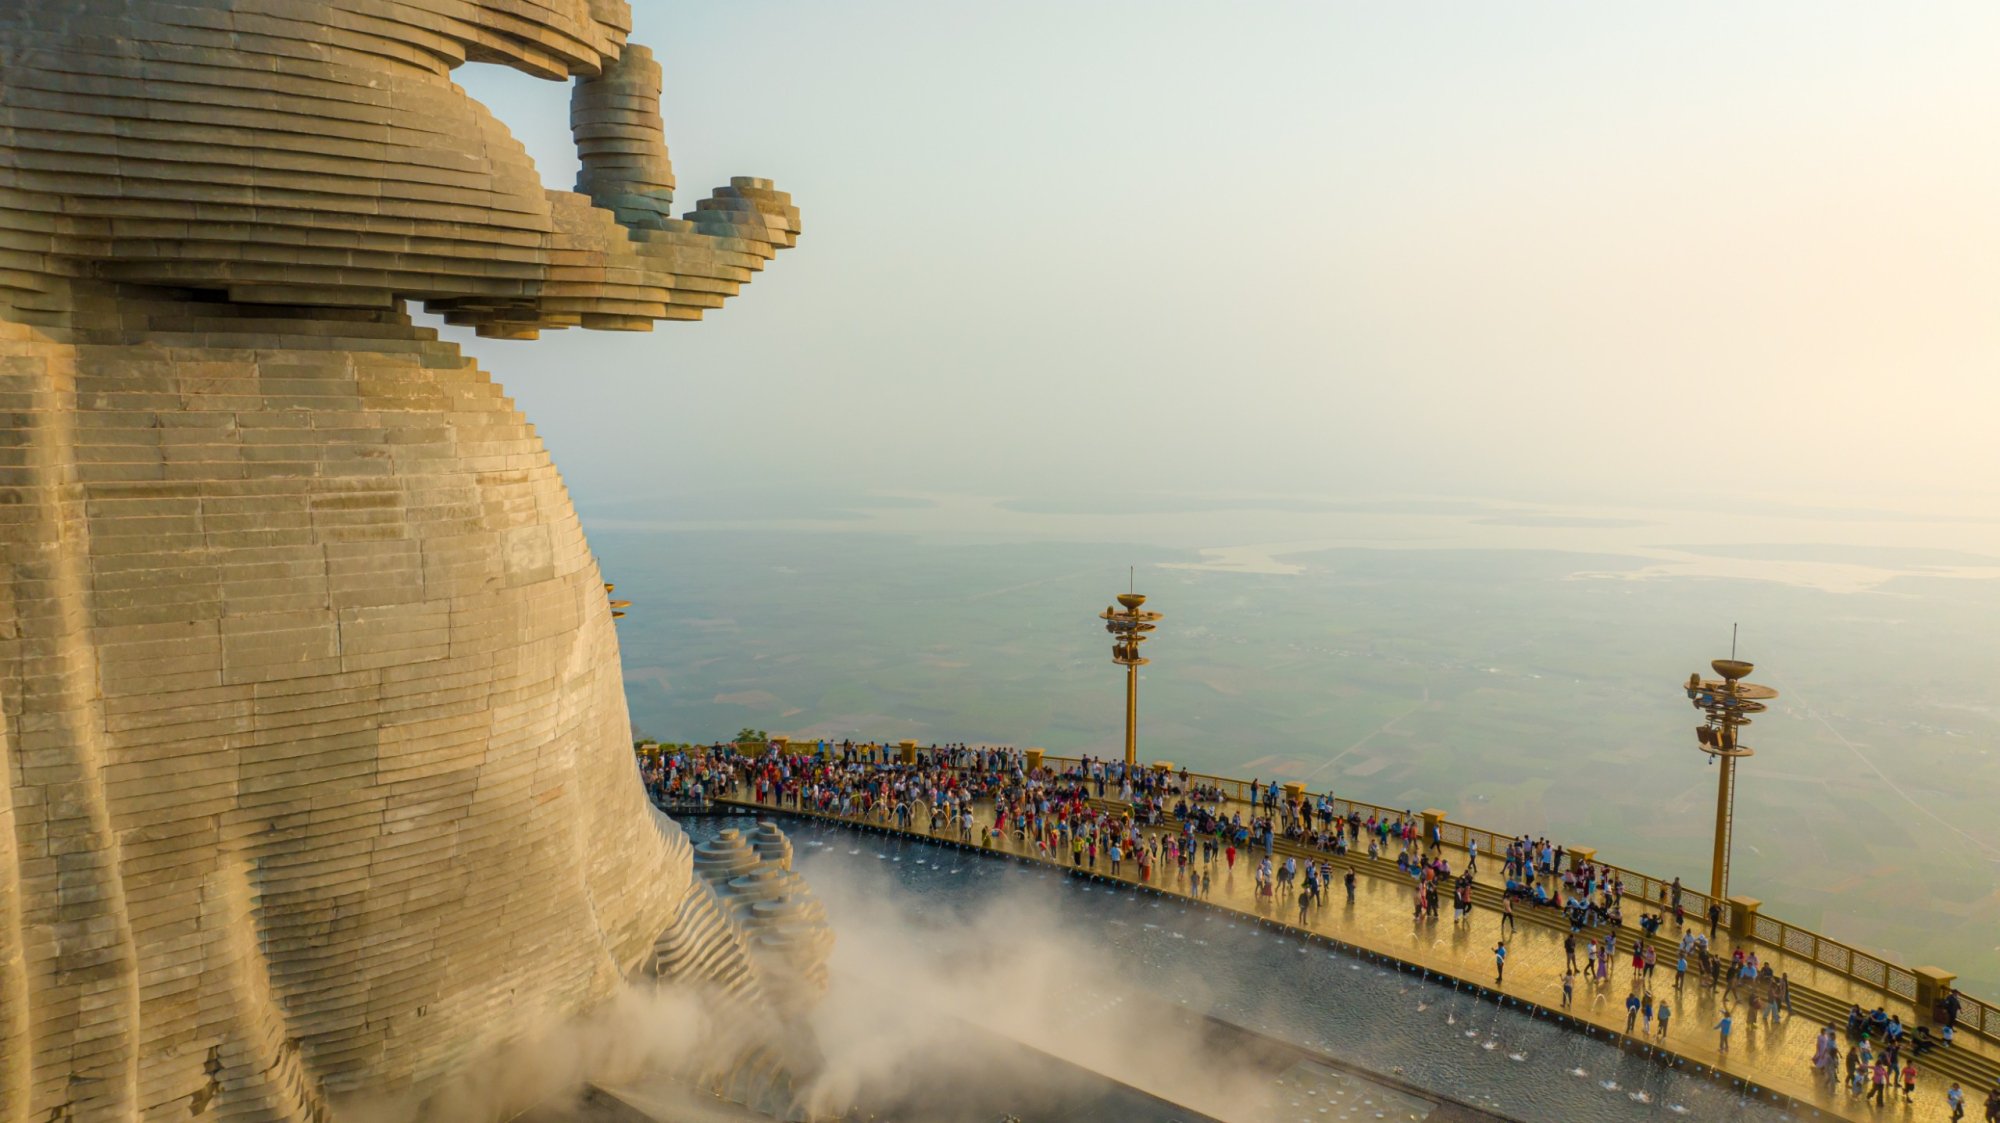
[1715,1011,1734,1053]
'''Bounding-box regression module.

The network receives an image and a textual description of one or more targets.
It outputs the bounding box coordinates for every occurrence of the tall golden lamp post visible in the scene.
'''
[1683,646,1777,901]
[1100,581,1163,772]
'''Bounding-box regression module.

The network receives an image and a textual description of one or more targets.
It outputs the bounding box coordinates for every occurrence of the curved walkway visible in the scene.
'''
[718,782,1993,1123]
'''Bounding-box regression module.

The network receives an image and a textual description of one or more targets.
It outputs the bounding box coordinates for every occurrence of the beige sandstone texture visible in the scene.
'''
[0,3,823,1121]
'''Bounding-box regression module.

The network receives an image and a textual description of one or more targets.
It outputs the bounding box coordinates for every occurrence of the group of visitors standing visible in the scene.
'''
[660,739,1990,1119]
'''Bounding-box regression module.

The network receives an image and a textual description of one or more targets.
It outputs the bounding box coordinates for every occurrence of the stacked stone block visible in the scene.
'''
[0,297,683,1120]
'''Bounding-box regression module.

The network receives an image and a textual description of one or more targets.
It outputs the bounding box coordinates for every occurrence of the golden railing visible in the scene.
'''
[691,740,1988,1040]
[1024,751,1985,1038]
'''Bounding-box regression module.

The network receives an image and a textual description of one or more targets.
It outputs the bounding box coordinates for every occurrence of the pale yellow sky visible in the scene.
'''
[450,1,2000,515]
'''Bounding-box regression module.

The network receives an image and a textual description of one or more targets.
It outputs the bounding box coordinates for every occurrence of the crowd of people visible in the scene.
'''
[637,744,739,805]
[1816,999,1993,1115]
[641,738,1992,1118]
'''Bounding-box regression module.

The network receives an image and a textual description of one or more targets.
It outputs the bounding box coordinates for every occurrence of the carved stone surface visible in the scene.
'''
[0,4,821,1120]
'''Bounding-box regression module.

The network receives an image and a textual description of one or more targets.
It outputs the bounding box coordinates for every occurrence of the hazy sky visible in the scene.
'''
[446,1,1999,514]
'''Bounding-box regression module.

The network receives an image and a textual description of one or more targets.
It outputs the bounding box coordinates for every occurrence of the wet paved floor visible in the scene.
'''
[718,785,1991,1123]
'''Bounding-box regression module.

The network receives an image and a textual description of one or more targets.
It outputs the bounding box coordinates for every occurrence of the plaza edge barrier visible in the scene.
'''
[759,745,1982,1042]
[1026,753,1989,1042]
[708,786,1987,1123]
[674,742,1989,1044]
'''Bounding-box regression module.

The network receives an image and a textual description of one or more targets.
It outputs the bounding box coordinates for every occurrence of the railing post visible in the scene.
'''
[1025,747,1044,773]
[898,739,917,765]
[1726,895,1761,941]
[1420,808,1448,847]
[1915,967,1957,1023]
[1282,781,1305,804]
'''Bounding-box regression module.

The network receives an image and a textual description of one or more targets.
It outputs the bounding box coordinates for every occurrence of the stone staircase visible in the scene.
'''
[644,820,838,1121]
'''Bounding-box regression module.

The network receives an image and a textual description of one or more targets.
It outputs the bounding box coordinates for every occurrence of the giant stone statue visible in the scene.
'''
[0,3,826,1120]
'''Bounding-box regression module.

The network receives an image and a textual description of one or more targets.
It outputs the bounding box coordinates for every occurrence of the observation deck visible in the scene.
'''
[705,745,1998,1123]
